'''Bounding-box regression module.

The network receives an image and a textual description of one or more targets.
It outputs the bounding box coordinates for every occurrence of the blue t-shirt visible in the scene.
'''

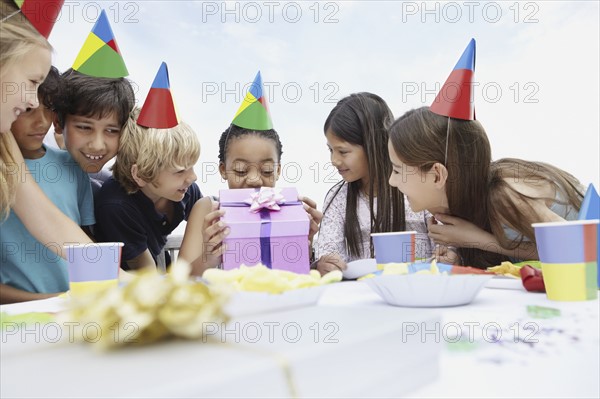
[0,147,95,293]
[94,177,202,269]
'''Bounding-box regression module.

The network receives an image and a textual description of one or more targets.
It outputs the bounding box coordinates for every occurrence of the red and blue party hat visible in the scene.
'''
[9,0,64,38]
[72,9,128,78]
[431,38,476,121]
[137,62,180,129]
[231,71,273,130]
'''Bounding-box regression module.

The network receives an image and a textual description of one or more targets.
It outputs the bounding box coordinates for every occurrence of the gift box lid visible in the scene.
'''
[219,188,309,239]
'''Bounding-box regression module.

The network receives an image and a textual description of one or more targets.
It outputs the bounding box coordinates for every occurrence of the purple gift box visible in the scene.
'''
[219,187,310,274]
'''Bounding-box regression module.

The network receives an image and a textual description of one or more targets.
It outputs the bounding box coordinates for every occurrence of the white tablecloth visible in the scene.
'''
[1,281,599,398]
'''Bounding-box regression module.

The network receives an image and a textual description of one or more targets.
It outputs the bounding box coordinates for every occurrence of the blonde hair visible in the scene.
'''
[0,133,18,218]
[0,0,52,78]
[113,107,201,194]
[0,0,53,218]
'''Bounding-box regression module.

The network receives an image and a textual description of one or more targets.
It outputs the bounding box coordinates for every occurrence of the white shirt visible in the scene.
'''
[315,182,434,262]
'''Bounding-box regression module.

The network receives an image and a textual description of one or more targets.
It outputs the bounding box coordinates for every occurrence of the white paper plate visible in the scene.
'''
[225,285,327,317]
[343,258,378,280]
[485,275,524,290]
[364,273,492,307]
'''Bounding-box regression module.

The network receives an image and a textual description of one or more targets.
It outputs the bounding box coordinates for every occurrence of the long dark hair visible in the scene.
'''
[389,106,504,267]
[323,92,405,259]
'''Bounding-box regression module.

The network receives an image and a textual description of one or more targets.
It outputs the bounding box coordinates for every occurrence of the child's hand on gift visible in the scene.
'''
[202,203,230,269]
[299,195,323,243]
[316,253,347,276]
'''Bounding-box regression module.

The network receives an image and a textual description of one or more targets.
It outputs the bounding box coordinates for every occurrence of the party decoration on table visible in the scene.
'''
[363,260,492,307]
[520,265,546,292]
[59,261,229,350]
[220,187,310,273]
[231,71,273,130]
[203,264,342,294]
[430,38,476,121]
[137,62,180,129]
[72,10,129,78]
[526,305,561,319]
[1,312,55,329]
[486,261,545,290]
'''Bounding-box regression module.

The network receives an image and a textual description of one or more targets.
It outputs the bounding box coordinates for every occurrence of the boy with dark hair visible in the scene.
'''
[53,68,135,193]
[52,9,135,193]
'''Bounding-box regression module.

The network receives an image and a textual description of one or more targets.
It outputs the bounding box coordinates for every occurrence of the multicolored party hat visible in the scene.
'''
[72,9,128,78]
[231,71,273,130]
[137,62,180,129]
[431,38,476,121]
[8,0,64,39]
[579,184,600,288]
[579,184,600,221]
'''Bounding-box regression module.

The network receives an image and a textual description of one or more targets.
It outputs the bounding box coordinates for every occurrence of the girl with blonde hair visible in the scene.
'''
[1,0,93,261]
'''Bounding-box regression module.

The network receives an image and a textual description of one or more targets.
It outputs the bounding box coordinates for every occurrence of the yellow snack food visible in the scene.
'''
[202,264,342,294]
[487,261,521,278]
[381,262,409,275]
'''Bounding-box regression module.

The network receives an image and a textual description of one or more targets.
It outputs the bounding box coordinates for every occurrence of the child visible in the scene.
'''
[387,39,584,267]
[52,70,134,192]
[315,92,433,275]
[52,10,134,194]
[0,0,94,275]
[0,67,96,304]
[94,63,202,270]
[426,156,583,263]
[178,71,322,275]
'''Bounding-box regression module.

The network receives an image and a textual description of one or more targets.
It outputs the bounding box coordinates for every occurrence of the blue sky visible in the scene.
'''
[48,1,600,221]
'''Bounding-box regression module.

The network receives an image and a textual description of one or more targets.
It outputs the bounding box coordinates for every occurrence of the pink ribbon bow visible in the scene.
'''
[244,187,286,213]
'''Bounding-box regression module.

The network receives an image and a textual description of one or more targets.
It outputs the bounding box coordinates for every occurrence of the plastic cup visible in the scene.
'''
[533,220,598,301]
[64,242,123,296]
[371,231,416,269]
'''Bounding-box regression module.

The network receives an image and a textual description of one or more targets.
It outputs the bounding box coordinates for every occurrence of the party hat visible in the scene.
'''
[578,184,600,288]
[579,184,599,220]
[72,9,128,78]
[8,0,64,39]
[137,62,180,129]
[231,71,273,130]
[430,38,476,121]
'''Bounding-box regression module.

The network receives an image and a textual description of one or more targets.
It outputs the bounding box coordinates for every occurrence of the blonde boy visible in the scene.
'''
[93,107,202,270]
